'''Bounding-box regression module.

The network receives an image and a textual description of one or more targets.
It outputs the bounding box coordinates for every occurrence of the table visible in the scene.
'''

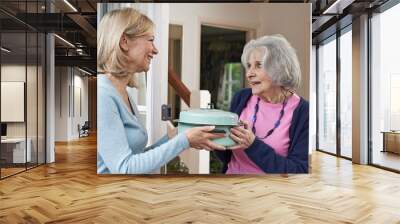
[381,131,400,154]
[1,138,32,164]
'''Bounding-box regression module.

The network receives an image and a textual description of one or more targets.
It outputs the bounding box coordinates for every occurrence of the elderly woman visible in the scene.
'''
[97,8,225,174]
[215,35,309,174]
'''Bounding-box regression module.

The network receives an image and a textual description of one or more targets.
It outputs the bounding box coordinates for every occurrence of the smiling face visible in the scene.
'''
[122,30,158,73]
[245,47,276,97]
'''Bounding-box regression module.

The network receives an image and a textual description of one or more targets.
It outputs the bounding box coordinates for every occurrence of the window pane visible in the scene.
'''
[27,31,38,169]
[371,3,400,171]
[1,29,28,177]
[38,32,45,165]
[340,29,352,158]
[318,37,337,154]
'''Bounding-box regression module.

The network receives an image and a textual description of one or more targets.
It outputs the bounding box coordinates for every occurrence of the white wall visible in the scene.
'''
[55,66,68,141]
[257,4,311,100]
[54,67,89,141]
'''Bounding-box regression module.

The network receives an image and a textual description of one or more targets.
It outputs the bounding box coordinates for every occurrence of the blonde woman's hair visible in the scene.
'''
[97,7,154,87]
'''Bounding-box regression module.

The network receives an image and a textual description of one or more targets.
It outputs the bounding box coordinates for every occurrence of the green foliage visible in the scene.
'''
[210,152,223,174]
[166,157,189,174]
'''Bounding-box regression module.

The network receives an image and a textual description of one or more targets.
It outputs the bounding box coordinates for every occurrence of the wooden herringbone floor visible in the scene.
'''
[1,134,400,224]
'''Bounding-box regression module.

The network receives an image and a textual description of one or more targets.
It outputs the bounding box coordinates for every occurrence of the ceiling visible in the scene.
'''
[0,0,98,74]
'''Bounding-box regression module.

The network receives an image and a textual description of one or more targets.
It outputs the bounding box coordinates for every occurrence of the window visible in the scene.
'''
[218,63,243,111]
[0,1,46,179]
[371,3,400,171]
[317,36,337,155]
[390,74,400,130]
[339,29,352,158]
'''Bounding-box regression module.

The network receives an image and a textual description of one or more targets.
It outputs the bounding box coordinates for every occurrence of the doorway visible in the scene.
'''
[200,25,247,173]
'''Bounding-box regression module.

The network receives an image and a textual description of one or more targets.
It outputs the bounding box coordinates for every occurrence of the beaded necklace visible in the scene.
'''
[251,90,289,139]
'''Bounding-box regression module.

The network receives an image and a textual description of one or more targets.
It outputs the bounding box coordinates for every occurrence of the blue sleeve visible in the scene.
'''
[98,92,189,174]
[244,115,309,173]
[144,135,169,151]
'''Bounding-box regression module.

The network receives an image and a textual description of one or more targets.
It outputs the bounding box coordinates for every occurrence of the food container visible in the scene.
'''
[177,109,239,147]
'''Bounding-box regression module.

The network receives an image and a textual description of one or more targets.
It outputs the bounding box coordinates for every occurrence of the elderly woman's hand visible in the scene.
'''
[228,120,256,150]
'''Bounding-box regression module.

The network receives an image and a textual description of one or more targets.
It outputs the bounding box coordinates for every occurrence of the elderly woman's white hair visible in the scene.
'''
[241,34,301,90]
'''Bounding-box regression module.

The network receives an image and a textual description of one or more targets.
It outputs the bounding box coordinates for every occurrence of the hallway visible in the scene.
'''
[0,135,399,223]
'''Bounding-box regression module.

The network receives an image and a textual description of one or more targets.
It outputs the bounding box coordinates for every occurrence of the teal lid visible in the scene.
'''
[179,109,238,126]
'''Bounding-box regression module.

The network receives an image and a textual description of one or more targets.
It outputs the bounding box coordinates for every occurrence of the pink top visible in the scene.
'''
[226,93,301,174]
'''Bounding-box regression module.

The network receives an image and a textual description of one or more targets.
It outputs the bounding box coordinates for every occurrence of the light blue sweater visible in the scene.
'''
[97,75,189,174]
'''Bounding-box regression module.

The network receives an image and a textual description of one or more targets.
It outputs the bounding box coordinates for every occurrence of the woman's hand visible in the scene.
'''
[185,126,226,151]
[228,120,256,150]
[166,121,177,139]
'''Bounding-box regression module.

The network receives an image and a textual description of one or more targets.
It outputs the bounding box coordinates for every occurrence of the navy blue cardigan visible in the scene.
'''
[214,88,309,173]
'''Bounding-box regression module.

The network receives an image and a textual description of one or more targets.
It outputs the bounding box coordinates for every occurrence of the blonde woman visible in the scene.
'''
[97,8,224,174]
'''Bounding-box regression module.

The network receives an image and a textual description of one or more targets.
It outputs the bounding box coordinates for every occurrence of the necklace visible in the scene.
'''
[251,90,289,139]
